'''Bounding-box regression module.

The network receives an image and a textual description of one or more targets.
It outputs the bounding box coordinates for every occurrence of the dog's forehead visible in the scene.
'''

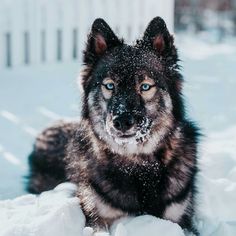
[101,45,163,79]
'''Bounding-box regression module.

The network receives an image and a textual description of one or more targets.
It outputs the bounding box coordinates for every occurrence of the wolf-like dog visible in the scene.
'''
[27,17,200,234]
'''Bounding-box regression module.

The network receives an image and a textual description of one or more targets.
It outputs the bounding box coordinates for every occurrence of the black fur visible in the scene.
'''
[27,17,200,235]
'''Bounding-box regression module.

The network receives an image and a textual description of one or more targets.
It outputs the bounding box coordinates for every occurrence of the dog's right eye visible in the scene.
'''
[104,83,115,91]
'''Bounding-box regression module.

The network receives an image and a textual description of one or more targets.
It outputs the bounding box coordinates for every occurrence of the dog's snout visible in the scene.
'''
[113,113,135,132]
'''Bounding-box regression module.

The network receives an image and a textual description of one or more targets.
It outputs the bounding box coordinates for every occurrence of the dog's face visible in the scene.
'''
[81,17,183,154]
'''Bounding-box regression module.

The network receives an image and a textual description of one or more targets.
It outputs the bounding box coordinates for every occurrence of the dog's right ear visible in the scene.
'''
[83,18,123,65]
[139,17,177,62]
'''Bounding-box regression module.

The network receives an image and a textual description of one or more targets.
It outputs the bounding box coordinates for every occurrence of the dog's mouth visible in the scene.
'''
[107,127,136,140]
[118,134,136,139]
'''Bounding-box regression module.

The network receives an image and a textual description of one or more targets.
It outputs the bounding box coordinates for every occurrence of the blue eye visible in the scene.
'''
[141,83,151,91]
[105,83,115,90]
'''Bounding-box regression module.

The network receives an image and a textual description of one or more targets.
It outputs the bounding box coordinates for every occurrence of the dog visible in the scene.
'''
[27,17,200,234]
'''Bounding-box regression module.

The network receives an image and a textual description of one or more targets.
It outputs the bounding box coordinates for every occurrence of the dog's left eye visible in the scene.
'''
[140,83,152,91]
[104,83,115,90]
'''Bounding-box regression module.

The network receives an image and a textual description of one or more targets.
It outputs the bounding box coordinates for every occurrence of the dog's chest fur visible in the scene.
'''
[90,151,164,212]
[68,146,163,225]
[65,120,196,228]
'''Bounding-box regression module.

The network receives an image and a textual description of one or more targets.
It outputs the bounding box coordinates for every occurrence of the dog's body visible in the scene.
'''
[27,17,200,234]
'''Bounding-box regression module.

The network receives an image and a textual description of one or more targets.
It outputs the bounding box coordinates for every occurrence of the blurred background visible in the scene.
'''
[0,0,235,199]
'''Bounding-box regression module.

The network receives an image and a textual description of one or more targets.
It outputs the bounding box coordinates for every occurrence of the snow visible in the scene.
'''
[0,183,85,236]
[111,216,185,236]
[176,34,236,236]
[0,183,185,236]
[0,35,236,235]
[195,128,236,236]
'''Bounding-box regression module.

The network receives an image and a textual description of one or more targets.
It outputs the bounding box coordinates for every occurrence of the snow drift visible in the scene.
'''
[0,183,85,236]
[0,183,185,236]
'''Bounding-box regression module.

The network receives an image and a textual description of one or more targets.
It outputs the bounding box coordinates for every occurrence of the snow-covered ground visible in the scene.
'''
[0,183,186,236]
[0,62,81,199]
[0,34,236,235]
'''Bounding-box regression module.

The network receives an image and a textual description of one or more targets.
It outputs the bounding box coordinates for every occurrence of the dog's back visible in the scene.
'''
[27,121,77,193]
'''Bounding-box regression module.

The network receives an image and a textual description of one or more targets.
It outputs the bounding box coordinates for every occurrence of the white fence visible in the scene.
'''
[0,0,174,69]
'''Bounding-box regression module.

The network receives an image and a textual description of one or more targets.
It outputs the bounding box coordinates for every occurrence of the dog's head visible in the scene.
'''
[80,17,184,154]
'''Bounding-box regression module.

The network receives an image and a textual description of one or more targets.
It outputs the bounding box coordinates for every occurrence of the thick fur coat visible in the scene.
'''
[27,17,200,234]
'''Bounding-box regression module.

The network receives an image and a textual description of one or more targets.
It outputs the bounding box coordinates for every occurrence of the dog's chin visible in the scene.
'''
[112,134,136,145]
[107,129,149,145]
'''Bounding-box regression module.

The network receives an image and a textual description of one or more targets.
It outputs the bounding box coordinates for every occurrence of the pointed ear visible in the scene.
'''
[83,18,123,65]
[140,17,176,58]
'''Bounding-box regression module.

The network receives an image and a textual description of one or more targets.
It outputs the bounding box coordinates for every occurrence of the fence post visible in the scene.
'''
[0,3,5,68]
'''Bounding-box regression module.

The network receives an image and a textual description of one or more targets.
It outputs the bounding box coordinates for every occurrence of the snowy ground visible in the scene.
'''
[0,62,81,199]
[0,183,185,236]
[0,34,236,235]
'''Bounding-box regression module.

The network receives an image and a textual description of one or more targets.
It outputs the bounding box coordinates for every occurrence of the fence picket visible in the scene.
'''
[0,0,174,70]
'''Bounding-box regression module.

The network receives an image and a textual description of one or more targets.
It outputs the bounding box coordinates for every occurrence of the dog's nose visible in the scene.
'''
[113,113,135,132]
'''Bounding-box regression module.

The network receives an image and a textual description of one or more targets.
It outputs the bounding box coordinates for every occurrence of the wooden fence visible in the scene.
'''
[0,0,174,69]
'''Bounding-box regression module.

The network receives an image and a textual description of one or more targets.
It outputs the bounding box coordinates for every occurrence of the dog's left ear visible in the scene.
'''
[140,17,176,59]
[83,18,123,65]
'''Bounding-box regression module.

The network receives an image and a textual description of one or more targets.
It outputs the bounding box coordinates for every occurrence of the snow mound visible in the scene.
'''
[0,183,185,236]
[0,183,85,236]
[111,216,185,236]
[84,216,185,236]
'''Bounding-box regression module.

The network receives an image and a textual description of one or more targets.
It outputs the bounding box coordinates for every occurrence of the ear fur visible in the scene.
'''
[83,18,123,65]
[138,17,177,60]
